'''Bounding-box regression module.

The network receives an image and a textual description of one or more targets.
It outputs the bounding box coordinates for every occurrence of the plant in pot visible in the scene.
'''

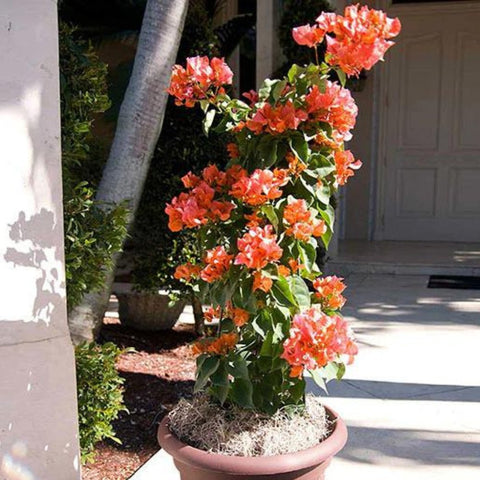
[159,5,401,479]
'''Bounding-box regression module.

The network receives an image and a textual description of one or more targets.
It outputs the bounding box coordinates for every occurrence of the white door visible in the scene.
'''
[381,3,480,242]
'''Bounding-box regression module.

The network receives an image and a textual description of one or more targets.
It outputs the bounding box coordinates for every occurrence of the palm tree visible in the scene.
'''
[68,0,189,344]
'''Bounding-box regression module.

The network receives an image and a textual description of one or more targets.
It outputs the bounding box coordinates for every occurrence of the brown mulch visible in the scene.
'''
[81,317,197,480]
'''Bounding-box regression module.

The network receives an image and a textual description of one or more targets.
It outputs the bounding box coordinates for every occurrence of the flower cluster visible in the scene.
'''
[313,276,346,310]
[293,4,401,77]
[192,332,238,355]
[306,82,358,144]
[202,304,250,327]
[230,169,290,206]
[168,56,233,106]
[235,225,283,270]
[165,5,398,412]
[246,100,308,135]
[334,150,362,185]
[200,246,233,283]
[166,164,243,231]
[281,308,358,378]
[283,198,326,241]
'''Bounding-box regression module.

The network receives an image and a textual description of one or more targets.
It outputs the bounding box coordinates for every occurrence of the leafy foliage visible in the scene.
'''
[75,342,128,463]
[59,22,128,310]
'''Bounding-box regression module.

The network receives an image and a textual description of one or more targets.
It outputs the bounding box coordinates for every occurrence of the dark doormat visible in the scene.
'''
[428,275,480,290]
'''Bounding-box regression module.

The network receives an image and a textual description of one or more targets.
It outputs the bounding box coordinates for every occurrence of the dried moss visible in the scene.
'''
[167,394,329,457]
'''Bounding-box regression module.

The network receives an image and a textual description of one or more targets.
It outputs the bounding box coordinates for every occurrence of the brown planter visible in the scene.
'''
[158,406,347,480]
[116,292,187,331]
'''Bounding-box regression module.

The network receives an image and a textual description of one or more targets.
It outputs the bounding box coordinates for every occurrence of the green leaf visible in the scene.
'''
[288,275,311,308]
[258,78,277,100]
[227,355,250,379]
[309,369,328,393]
[272,79,287,101]
[289,134,309,162]
[261,204,279,230]
[211,384,229,405]
[202,109,216,136]
[230,378,254,408]
[194,356,220,393]
[336,68,347,87]
[297,242,317,273]
[287,64,303,83]
[271,277,297,308]
[257,135,278,168]
[210,361,229,387]
[260,331,274,356]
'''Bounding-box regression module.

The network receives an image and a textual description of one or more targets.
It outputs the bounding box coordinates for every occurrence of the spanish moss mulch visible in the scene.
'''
[81,317,196,480]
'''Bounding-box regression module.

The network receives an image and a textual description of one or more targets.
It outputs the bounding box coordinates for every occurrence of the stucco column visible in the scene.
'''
[256,0,285,87]
[0,1,81,479]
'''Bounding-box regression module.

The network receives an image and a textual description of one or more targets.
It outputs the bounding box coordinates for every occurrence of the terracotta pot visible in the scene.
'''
[116,291,187,331]
[158,406,347,480]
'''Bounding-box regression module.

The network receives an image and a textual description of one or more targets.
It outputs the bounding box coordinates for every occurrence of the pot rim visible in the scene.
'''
[157,405,347,475]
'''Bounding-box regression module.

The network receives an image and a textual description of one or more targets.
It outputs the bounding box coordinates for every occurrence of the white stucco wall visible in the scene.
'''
[0,1,81,479]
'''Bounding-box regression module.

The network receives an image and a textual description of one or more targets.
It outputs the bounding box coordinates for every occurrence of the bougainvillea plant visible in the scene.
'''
[166,5,401,414]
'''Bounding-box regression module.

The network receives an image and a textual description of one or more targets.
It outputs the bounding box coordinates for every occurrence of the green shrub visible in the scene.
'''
[59,22,128,310]
[75,342,128,464]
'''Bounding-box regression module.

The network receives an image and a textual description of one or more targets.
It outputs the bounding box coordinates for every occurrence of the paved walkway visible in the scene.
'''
[312,274,480,480]
[131,274,480,479]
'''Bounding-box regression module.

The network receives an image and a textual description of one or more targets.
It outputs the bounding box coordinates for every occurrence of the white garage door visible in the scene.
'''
[381,2,480,242]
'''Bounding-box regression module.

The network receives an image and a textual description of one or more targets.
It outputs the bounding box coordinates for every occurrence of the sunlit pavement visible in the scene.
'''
[309,273,480,480]
[131,274,480,480]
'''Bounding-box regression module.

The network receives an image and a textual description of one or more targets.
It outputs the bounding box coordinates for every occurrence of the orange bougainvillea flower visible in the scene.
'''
[313,275,347,310]
[277,265,291,277]
[288,258,303,273]
[323,6,401,77]
[281,307,358,378]
[283,198,326,241]
[231,307,250,327]
[286,152,307,177]
[174,263,202,282]
[244,211,263,228]
[305,81,358,142]
[235,225,283,270]
[226,143,240,159]
[203,305,221,323]
[292,24,327,49]
[192,332,238,356]
[292,13,337,48]
[334,150,362,185]
[200,246,233,283]
[242,89,259,105]
[225,164,248,187]
[246,100,308,135]
[230,168,290,206]
[253,271,273,293]
[168,56,233,107]
[165,178,235,232]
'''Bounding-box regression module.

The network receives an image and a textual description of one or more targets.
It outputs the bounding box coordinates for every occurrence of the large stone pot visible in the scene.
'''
[116,290,187,331]
[157,406,347,480]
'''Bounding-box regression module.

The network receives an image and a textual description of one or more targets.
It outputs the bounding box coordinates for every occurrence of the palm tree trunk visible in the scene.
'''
[68,0,188,344]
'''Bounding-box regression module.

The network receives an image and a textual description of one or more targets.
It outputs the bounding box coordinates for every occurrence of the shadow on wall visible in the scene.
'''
[3,209,65,326]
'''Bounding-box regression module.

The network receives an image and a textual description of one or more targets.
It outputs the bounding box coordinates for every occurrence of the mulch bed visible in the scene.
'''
[81,317,197,480]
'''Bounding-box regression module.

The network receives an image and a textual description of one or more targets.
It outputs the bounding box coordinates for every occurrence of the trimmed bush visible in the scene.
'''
[75,342,128,463]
